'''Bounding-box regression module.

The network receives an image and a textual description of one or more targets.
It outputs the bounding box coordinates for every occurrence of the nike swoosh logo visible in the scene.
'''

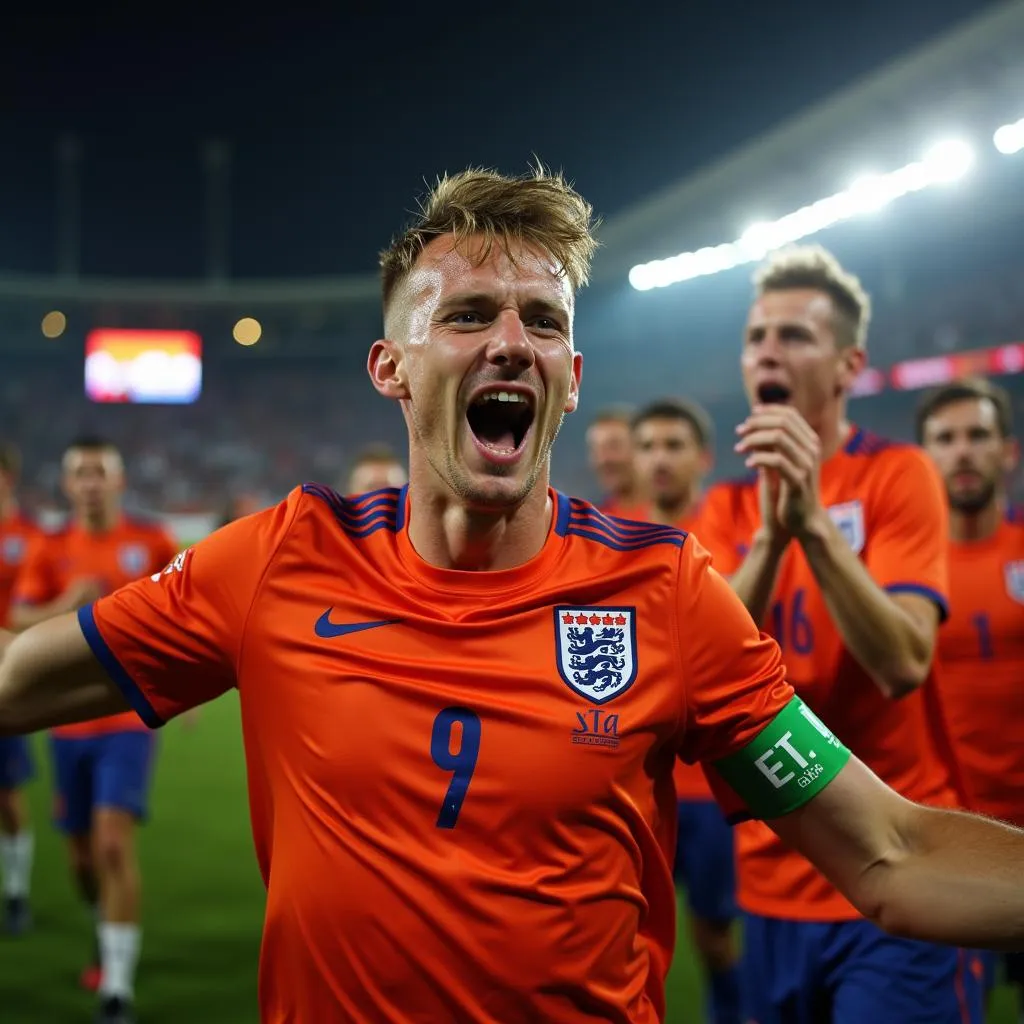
[314,611,400,639]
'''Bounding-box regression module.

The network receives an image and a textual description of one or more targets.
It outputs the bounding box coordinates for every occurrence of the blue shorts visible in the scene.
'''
[741,913,983,1024]
[673,799,736,924]
[50,732,157,836]
[0,736,34,790]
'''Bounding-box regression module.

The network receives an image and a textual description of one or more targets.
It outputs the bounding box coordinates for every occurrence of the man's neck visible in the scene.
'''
[613,483,640,508]
[76,509,119,535]
[406,478,553,572]
[950,499,1003,543]
[648,490,700,527]
[815,410,853,463]
[0,496,17,521]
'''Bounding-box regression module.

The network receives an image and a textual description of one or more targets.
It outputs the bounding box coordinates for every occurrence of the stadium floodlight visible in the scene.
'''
[629,139,977,292]
[846,174,894,214]
[920,139,974,181]
[994,118,1024,156]
[233,317,262,346]
[41,310,66,339]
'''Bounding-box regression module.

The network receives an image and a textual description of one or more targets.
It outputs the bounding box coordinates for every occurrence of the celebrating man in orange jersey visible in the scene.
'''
[11,436,177,1024]
[0,442,40,936]
[4,173,1024,1024]
[918,377,1024,1007]
[632,398,742,1023]
[586,405,645,516]
[692,245,983,1023]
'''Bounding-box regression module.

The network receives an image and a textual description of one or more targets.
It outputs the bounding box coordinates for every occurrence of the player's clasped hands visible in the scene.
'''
[735,404,823,537]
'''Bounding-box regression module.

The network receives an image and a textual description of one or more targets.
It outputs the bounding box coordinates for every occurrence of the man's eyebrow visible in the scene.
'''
[433,292,571,319]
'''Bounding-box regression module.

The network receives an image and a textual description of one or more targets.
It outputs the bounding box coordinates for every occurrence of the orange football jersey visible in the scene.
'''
[81,485,794,1024]
[693,427,957,920]
[938,508,1024,827]
[633,504,713,803]
[15,516,178,737]
[0,511,40,628]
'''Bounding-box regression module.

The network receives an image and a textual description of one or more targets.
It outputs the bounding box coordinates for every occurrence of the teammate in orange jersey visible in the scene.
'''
[633,398,741,1024]
[345,442,409,494]
[11,436,177,1024]
[586,405,645,516]
[918,377,1024,1007]
[692,245,983,1024]
[0,442,40,935]
[5,173,1024,1024]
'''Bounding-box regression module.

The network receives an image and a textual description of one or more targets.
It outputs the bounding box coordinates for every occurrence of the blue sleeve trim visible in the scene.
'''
[553,490,572,537]
[884,582,949,624]
[76,605,165,729]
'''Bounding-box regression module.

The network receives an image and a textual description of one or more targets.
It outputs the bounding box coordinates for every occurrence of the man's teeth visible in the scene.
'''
[476,391,527,405]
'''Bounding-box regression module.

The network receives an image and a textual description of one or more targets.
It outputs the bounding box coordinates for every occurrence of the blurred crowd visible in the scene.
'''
[3,257,1024,519]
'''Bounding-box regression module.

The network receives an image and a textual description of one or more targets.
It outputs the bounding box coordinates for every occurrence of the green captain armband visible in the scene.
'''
[712,697,851,820]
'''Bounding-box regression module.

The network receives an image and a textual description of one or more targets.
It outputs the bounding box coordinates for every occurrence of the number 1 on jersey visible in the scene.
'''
[970,612,993,660]
[430,707,481,829]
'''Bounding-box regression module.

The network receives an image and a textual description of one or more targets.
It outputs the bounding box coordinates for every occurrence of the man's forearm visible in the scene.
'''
[798,514,930,698]
[727,529,788,626]
[866,803,1024,950]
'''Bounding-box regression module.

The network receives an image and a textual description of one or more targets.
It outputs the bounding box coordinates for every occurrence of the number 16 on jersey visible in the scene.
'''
[431,707,482,829]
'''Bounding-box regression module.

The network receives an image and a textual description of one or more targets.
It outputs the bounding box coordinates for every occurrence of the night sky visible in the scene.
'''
[0,0,1003,279]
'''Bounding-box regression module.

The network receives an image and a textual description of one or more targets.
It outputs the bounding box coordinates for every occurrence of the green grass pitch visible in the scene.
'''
[0,694,1017,1022]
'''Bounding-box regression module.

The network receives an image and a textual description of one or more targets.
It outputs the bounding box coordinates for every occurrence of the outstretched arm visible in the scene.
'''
[772,756,1024,949]
[0,615,129,734]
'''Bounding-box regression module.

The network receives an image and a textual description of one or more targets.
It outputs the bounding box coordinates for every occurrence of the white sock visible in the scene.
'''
[98,922,141,1000]
[0,831,33,898]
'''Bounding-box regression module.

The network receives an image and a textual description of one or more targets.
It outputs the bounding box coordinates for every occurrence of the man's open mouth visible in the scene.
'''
[466,389,535,457]
[757,382,792,404]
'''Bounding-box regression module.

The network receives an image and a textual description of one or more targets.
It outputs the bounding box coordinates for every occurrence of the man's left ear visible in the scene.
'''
[564,351,583,414]
[368,339,410,401]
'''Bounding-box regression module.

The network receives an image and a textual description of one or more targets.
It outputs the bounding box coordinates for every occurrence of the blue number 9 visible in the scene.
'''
[430,706,481,829]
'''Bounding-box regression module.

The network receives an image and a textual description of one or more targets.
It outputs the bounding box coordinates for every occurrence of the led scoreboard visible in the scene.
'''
[85,329,202,404]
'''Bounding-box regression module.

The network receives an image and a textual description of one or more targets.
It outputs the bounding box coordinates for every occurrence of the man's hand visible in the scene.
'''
[736,405,823,537]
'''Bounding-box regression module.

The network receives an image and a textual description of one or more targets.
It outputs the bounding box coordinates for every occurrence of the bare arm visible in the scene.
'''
[0,615,128,735]
[771,757,1024,949]
[726,528,789,626]
[798,512,937,698]
[736,408,939,698]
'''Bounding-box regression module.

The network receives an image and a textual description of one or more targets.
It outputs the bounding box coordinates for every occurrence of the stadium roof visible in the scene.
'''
[0,270,380,307]
[590,0,1024,286]
[1,0,1022,309]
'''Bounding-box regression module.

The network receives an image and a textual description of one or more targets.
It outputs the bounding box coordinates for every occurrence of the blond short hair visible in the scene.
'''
[754,245,872,349]
[379,165,599,313]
